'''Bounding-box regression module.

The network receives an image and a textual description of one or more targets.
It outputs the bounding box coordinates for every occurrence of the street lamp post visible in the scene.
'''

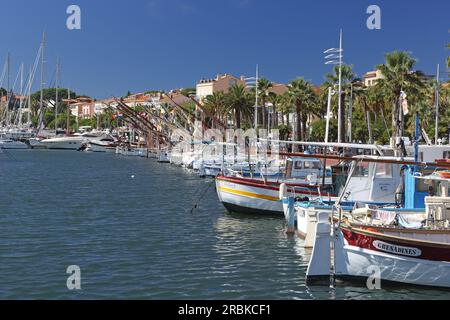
[434,64,440,145]
[244,64,259,129]
[324,29,344,143]
[324,87,335,143]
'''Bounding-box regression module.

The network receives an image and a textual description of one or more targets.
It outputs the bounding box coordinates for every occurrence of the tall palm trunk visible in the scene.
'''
[235,108,241,129]
[261,97,266,129]
[272,103,278,128]
[301,113,308,141]
[392,96,402,138]
[381,107,390,137]
[364,101,373,144]
[295,102,302,151]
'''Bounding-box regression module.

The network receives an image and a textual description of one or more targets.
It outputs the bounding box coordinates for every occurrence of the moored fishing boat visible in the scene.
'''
[216,169,333,215]
[306,164,450,288]
[328,223,450,288]
[280,155,412,244]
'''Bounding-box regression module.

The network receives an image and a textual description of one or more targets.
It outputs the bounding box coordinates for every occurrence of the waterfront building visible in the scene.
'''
[69,97,96,119]
[123,93,154,108]
[363,69,385,87]
[196,73,246,102]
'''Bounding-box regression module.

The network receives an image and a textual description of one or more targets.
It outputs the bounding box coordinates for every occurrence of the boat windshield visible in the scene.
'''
[293,160,321,170]
[375,163,393,178]
[353,162,369,177]
[417,179,448,197]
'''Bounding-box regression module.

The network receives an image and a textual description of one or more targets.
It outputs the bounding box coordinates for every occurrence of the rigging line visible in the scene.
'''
[1,66,22,125]
[22,45,43,113]
[0,60,7,88]
[189,180,215,214]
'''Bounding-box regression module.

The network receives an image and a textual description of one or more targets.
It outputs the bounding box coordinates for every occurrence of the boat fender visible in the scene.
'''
[279,183,287,200]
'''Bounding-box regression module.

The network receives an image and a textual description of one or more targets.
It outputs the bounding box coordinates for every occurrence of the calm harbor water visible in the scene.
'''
[0,150,449,300]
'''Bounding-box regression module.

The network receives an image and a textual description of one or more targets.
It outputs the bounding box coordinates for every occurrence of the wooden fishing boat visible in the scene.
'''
[306,170,450,288]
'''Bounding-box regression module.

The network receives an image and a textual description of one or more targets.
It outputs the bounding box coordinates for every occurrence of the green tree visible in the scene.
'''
[323,64,356,142]
[267,92,280,128]
[447,43,450,69]
[180,87,196,97]
[375,51,426,145]
[277,92,294,127]
[287,77,317,145]
[203,91,227,126]
[276,124,291,140]
[257,78,272,129]
[224,85,253,129]
[309,119,338,143]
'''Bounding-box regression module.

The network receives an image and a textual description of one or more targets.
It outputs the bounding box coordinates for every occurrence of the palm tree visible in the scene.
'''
[257,78,273,129]
[447,43,450,69]
[225,84,253,129]
[277,92,293,127]
[288,77,317,146]
[323,64,356,142]
[267,92,280,128]
[354,84,375,144]
[203,91,227,127]
[375,51,426,144]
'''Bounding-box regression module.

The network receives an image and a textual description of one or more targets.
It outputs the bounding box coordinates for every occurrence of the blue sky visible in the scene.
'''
[0,0,448,98]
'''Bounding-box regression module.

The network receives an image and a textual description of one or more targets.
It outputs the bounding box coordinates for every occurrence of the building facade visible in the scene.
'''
[364,69,384,87]
[196,74,246,102]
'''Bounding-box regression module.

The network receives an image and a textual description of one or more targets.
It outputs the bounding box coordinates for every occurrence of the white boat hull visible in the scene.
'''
[216,177,284,215]
[88,143,116,153]
[307,215,450,288]
[40,138,85,150]
[334,228,450,288]
[0,140,29,149]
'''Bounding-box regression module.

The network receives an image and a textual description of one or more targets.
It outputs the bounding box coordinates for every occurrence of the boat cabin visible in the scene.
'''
[342,156,407,204]
[285,157,331,184]
[404,168,449,210]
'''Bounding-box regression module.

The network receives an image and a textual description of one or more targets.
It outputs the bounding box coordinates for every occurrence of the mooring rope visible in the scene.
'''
[189,180,215,214]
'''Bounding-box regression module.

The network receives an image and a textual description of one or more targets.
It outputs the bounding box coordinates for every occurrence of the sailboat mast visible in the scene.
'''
[27,66,32,125]
[7,52,10,103]
[38,32,45,134]
[18,63,24,126]
[55,58,59,133]
[67,88,71,135]
[254,64,258,129]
